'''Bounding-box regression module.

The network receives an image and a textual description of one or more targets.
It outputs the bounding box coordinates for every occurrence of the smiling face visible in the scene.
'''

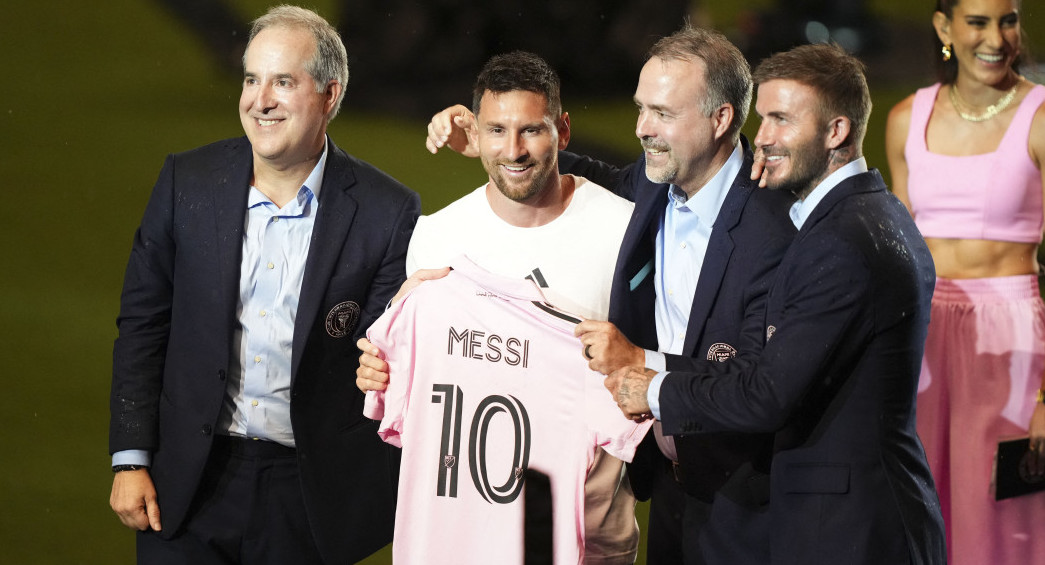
[935,0,1021,87]
[472,90,567,204]
[633,57,722,192]
[753,79,830,199]
[239,26,338,172]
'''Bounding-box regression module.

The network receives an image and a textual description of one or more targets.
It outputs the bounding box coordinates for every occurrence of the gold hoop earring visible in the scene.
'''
[942,44,952,62]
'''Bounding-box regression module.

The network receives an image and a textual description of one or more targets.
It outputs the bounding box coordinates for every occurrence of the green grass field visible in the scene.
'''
[2,0,1040,562]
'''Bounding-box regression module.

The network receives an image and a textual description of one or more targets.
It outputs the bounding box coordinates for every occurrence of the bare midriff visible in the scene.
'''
[925,238,1040,279]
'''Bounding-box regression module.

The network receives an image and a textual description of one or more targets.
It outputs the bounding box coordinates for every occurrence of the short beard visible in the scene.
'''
[484,159,551,203]
[645,162,678,185]
[642,139,678,184]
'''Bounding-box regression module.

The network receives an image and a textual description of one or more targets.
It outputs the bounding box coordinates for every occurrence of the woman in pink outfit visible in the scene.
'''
[885,0,1045,563]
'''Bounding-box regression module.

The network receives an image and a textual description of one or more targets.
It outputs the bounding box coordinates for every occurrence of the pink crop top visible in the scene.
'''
[905,82,1045,243]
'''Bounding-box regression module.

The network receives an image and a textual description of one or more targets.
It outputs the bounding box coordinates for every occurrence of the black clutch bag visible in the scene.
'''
[994,437,1045,501]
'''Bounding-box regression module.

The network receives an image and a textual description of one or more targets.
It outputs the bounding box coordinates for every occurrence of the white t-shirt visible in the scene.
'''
[364,258,652,565]
[406,176,634,321]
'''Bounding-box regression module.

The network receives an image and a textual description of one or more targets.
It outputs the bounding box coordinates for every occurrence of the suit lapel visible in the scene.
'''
[213,138,254,328]
[291,142,359,379]
[798,169,884,236]
[622,179,668,279]
[681,152,755,356]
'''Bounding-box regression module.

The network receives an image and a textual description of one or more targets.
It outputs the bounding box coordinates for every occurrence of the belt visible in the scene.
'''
[212,434,297,459]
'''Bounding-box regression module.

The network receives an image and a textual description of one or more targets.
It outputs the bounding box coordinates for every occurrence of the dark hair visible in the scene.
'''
[647,25,752,144]
[472,51,562,118]
[934,0,1026,84]
[753,43,872,149]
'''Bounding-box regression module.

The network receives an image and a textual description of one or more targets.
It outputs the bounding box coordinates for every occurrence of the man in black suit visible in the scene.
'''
[607,43,946,564]
[108,6,419,564]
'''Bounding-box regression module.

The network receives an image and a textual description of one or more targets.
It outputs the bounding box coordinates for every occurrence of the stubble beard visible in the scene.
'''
[764,141,828,199]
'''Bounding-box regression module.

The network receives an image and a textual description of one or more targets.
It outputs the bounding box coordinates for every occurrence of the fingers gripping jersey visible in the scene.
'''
[364,258,652,565]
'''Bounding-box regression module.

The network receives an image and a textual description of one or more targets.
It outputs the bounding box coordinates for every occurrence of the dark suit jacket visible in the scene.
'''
[109,137,420,564]
[660,170,946,565]
[560,141,796,504]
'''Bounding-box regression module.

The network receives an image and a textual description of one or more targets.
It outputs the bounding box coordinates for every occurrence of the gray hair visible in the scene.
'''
[246,5,349,121]
[648,25,752,144]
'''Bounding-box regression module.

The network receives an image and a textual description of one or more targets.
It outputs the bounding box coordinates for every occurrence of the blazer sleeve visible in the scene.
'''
[558,150,640,201]
[659,232,873,435]
[353,186,421,345]
[109,154,178,454]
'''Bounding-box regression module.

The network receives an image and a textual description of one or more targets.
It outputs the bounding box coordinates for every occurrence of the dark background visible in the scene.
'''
[2,1,1040,562]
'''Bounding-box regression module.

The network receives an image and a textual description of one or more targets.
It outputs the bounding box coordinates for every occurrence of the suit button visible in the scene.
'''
[201,424,212,435]
[217,370,226,381]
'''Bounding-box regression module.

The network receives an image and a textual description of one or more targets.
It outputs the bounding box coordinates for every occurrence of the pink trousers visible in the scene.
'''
[917,274,1045,565]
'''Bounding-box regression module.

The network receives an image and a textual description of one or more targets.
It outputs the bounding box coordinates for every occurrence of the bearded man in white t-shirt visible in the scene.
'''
[358,51,641,563]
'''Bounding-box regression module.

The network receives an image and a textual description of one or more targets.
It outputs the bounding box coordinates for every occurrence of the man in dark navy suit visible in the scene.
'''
[108,6,419,564]
[606,43,946,565]
[564,28,794,565]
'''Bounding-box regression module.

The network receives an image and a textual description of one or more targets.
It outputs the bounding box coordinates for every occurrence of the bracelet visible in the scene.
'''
[112,464,149,473]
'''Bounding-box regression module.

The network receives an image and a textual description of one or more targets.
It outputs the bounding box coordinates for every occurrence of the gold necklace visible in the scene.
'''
[949,78,1023,122]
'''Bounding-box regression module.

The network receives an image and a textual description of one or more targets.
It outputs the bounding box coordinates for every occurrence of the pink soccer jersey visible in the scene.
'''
[364,257,651,565]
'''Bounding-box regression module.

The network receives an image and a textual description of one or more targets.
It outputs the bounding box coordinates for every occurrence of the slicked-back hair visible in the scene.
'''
[472,51,562,119]
[934,0,1026,85]
[753,43,872,150]
[647,25,752,144]
[246,4,349,121]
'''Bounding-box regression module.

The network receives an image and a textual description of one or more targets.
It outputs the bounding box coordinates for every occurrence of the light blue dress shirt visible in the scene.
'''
[646,155,868,420]
[644,145,743,421]
[113,142,328,466]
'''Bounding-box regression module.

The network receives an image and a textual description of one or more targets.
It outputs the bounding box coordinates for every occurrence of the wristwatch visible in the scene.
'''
[112,464,149,473]
[1037,388,1045,405]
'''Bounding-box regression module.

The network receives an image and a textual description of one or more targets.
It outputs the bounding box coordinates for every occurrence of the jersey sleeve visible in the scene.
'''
[362,296,418,449]
[584,367,653,462]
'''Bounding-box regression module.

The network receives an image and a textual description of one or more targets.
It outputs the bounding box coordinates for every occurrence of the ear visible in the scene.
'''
[324,80,342,116]
[711,104,735,141]
[557,112,571,150]
[466,117,479,148]
[932,11,951,47]
[823,116,852,150]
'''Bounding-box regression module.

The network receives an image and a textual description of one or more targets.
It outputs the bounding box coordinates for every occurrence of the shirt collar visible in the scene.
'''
[789,156,867,229]
[667,143,744,226]
[247,137,329,209]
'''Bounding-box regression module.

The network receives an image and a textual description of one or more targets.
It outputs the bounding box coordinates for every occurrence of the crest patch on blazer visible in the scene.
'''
[706,342,737,362]
[767,325,777,341]
[325,301,360,338]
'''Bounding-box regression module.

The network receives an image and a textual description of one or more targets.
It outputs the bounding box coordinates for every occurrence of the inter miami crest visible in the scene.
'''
[706,342,737,362]
[325,301,360,338]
